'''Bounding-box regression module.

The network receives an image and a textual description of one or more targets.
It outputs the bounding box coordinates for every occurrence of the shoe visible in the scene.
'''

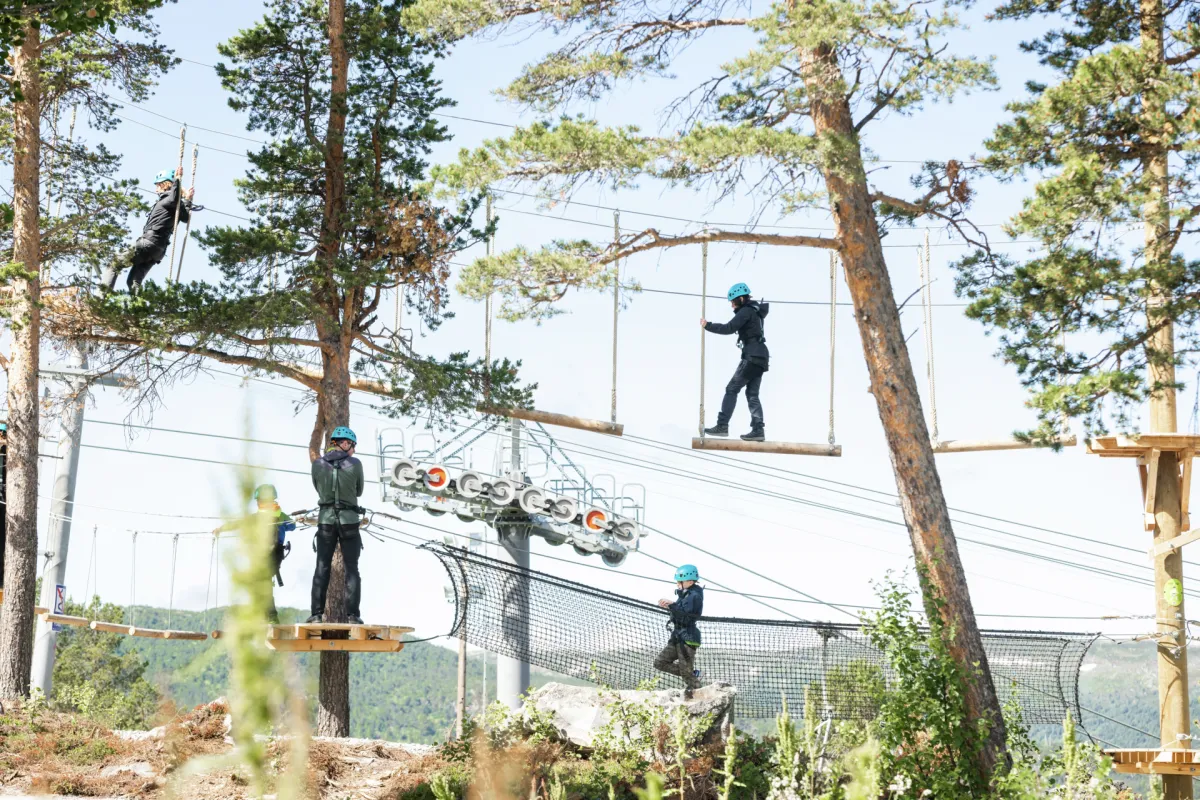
[703,424,729,437]
[741,428,765,442]
[347,615,364,625]
[305,614,323,624]
[683,687,695,701]
[267,612,280,624]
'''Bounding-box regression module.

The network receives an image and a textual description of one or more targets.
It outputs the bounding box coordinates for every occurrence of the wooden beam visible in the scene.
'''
[691,438,842,457]
[41,613,90,627]
[128,627,169,639]
[932,434,1077,454]
[210,630,223,639]
[89,621,133,635]
[162,630,208,640]
[1181,450,1193,531]
[1145,448,1162,531]
[265,638,406,653]
[479,407,623,437]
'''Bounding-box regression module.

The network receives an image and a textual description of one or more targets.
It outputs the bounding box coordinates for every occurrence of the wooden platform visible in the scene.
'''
[691,438,841,457]
[1087,434,1200,535]
[933,434,1077,454]
[264,623,415,653]
[479,406,623,437]
[1107,748,1200,775]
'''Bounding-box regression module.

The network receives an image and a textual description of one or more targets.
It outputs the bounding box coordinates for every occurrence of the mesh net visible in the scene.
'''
[427,543,1096,722]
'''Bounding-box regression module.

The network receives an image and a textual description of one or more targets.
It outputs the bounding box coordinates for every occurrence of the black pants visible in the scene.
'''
[717,359,765,428]
[654,640,700,689]
[311,523,362,617]
[101,238,167,291]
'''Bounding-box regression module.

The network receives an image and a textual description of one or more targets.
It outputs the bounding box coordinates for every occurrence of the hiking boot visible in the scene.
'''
[703,424,729,437]
[305,614,323,624]
[683,687,695,701]
[347,615,364,625]
[741,428,765,442]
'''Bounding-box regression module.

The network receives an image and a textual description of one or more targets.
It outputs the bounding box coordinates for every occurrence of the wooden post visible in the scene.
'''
[455,631,467,738]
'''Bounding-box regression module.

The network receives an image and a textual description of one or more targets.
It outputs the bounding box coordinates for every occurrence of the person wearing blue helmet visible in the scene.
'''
[700,282,770,441]
[212,483,296,623]
[654,563,704,699]
[101,166,198,292]
[309,426,366,624]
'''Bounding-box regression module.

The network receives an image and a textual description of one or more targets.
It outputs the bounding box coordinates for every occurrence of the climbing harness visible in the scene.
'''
[172,144,199,283]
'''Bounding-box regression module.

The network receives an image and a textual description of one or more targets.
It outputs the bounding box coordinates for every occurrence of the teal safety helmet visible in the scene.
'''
[331,425,357,444]
[253,484,278,502]
[727,282,751,302]
[674,564,699,582]
[153,168,175,184]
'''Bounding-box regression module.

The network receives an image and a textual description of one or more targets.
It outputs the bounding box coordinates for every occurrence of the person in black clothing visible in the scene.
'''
[701,282,770,441]
[101,167,196,292]
[654,563,704,699]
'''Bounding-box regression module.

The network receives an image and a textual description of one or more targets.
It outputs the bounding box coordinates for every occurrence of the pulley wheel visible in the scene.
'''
[456,470,485,499]
[550,497,578,524]
[601,550,627,567]
[423,464,451,493]
[519,486,549,515]
[612,520,637,542]
[391,459,420,489]
[488,478,517,506]
[542,530,568,546]
[583,508,608,533]
[573,544,592,558]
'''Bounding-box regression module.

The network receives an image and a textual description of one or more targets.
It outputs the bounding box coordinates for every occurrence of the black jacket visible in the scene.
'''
[667,584,704,646]
[140,181,191,249]
[705,300,770,364]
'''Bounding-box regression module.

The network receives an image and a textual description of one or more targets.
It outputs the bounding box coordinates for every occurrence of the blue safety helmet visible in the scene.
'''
[727,282,751,302]
[153,168,176,184]
[253,484,277,502]
[674,564,699,582]
[331,426,357,444]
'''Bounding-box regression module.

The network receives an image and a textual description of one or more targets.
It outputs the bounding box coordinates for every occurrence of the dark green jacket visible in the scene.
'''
[312,448,365,526]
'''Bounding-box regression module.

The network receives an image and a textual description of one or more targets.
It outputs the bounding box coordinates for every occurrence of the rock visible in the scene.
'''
[522,682,736,750]
[99,761,156,779]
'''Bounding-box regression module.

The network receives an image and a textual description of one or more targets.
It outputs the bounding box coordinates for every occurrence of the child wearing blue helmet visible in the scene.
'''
[654,564,704,699]
[101,167,197,292]
[212,483,296,624]
[701,283,770,441]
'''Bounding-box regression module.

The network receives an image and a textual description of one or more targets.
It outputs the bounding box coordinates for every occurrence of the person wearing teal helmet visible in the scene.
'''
[654,563,704,699]
[700,283,770,441]
[101,165,198,292]
[212,483,296,623]
[309,425,366,624]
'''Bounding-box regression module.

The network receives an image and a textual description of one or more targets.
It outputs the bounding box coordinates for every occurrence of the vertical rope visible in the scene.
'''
[129,532,138,627]
[203,535,215,634]
[172,145,199,283]
[45,100,59,219]
[54,104,76,219]
[82,525,97,605]
[611,210,620,423]
[920,230,939,445]
[167,534,179,628]
[699,240,708,436]
[828,252,838,446]
[484,195,494,399]
[165,125,187,284]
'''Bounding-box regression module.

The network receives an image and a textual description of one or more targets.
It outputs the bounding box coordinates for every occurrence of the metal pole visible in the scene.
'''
[31,343,87,696]
[495,419,531,710]
[456,630,467,737]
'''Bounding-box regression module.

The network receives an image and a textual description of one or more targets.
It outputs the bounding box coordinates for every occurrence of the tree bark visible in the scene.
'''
[797,40,1008,782]
[0,25,42,701]
[316,0,352,739]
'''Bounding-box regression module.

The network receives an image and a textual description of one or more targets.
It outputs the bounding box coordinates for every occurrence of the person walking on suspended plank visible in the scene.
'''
[212,483,296,624]
[309,426,366,625]
[101,167,197,292]
[655,564,705,699]
[701,283,770,441]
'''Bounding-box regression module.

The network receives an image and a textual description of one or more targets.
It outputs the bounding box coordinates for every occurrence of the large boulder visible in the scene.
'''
[522,682,736,750]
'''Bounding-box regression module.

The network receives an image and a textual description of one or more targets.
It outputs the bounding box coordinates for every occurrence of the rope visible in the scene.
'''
[484,195,494,399]
[165,125,187,283]
[82,525,97,605]
[129,531,138,627]
[167,533,179,628]
[828,252,838,446]
[54,104,76,219]
[203,535,216,634]
[172,145,199,283]
[920,230,939,445]
[45,99,59,220]
[699,240,708,436]
[611,210,620,424]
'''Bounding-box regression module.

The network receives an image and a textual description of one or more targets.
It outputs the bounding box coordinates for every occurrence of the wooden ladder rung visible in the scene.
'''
[933,434,1078,454]
[691,438,841,456]
[42,613,90,627]
[480,406,623,437]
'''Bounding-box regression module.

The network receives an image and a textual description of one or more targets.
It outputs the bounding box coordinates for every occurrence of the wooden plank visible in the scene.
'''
[42,613,90,627]
[89,621,133,635]
[162,630,208,640]
[1150,527,1200,560]
[1088,433,1200,456]
[265,638,406,653]
[1145,448,1162,531]
[128,627,169,639]
[33,607,48,616]
[933,434,1077,454]
[691,438,841,457]
[1181,450,1193,531]
[210,630,223,639]
[479,406,623,437]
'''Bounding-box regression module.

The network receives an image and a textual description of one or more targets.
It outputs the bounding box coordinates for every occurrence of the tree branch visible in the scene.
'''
[611,227,838,262]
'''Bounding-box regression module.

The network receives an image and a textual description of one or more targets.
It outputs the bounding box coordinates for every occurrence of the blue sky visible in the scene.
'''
[18,0,1181,680]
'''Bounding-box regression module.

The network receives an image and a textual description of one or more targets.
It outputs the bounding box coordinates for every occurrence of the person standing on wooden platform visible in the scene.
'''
[309,426,365,625]
[701,283,770,442]
[654,564,704,700]
[212,484,296,624]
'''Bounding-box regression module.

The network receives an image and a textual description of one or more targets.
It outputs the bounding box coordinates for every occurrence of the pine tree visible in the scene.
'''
[66,0,527,735]
[403,0,1008,780]
[0,0,169,701]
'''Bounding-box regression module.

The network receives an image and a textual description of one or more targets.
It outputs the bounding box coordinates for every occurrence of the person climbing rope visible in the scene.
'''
[654,564,704,700]
[700,283,770,441]
[212,484,296,624]
[100,166,197,292]
[309,426,365,625]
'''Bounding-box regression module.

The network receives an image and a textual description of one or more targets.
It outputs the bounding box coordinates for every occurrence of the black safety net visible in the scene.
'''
[426,544,1096,721]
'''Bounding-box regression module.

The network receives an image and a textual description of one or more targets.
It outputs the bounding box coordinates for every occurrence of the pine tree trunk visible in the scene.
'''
[316,0,351,738]
[798,41,1008,782]
[0,26,42,701]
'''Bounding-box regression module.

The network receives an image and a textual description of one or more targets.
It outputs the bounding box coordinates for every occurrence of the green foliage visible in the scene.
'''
[50,594,160,730]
